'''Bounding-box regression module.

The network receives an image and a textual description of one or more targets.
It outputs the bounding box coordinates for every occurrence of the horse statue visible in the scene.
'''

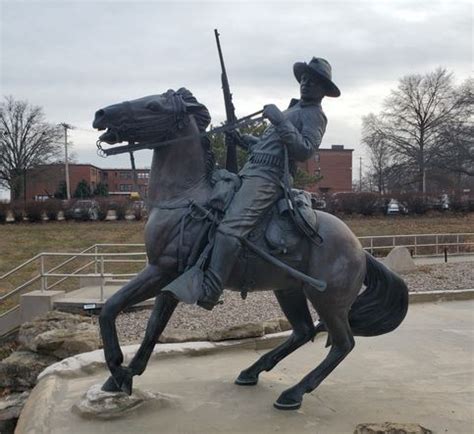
[92,88,409,410]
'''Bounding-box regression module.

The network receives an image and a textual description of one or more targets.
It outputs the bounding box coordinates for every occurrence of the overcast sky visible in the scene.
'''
[0,0,472,197]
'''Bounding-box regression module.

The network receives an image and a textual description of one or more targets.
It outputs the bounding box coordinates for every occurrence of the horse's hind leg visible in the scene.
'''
[235,288,325,386]
[274,302,354,410]
[99,264,170,392]
[102,292,178,394]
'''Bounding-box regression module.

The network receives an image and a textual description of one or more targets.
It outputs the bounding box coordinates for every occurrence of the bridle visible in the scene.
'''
[96,92,190,157]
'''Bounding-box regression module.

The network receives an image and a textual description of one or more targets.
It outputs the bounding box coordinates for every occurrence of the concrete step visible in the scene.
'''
[53,285,154,314]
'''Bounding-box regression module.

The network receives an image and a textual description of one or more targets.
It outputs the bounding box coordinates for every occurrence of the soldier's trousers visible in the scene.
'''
[217,172,283,240]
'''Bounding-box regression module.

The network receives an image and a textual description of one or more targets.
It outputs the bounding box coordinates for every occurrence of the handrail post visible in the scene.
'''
[457,234,460,254]
[94,245,98,274]
[414,236,417,256]
[370,237,373,255]
[40,255,47,292]
[436,235,439,255]
[100,255,105,302]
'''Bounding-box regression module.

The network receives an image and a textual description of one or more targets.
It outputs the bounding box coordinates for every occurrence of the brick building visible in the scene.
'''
[22,146,352,200]
[299,145,353,194]
[23,164,150,200]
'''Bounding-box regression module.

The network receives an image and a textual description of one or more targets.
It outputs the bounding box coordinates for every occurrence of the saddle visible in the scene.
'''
[209,169,321,256]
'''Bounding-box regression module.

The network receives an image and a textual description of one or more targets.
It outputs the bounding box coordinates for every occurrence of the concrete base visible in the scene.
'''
[79,277,105,289]
[19,290,65,324]
[16,300,474,434]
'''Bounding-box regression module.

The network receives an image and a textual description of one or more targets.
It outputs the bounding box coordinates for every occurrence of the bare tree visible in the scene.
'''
[367,69,469,193]
[0,96,62,200]
[431,78,474,176]
[362,114,391,194]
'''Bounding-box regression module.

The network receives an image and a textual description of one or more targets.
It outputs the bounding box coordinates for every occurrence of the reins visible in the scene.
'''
[97,109,263,157]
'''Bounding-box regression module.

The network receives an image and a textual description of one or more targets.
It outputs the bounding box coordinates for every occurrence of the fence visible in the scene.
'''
[1,234,473,336]
[0,244,146,314]
[358,233,474,257]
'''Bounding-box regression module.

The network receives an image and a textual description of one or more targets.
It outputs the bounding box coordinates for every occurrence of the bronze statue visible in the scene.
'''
[92,59,408,411]
[196,57,338,310]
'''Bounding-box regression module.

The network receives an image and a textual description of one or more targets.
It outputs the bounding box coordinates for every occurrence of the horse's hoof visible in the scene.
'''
[101,375,122,392]
[120,373,133,396]
[274,390,302,411]
[235,372,258,386]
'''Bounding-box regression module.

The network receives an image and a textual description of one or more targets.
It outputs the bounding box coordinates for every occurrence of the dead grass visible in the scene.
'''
[342,212,474,236]
[0,221,147,306]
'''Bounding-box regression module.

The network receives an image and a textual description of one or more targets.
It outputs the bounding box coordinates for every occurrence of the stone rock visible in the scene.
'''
[0,391,30,434]
[207,322,265,342]
[262,319,281,334]
[18,310,101,359]
[34,323,101,359]
[278,318,292,332]
[0,351,57,391]
[158,328,208,343]
[354,422,432,434]
[72,384,178,420]
[384,247,416,273]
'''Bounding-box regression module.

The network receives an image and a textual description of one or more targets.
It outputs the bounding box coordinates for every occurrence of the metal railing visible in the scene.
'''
[358,233,474,256]
[0,243,147,312]
[1,234,473,318]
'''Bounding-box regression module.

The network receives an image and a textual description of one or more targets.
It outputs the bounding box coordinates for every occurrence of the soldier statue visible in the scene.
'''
[197,57,341,310]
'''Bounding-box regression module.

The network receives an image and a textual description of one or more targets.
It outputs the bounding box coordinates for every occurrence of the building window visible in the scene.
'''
[119,171,132,179]
[119,184,133,191]
[137,172,149,179]
[314,154,320,162]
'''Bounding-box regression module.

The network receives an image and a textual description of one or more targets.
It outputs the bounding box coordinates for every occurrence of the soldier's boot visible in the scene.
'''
[197,233,240,311]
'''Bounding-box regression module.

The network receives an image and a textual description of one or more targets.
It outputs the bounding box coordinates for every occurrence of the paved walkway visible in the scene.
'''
[17,300,474,434]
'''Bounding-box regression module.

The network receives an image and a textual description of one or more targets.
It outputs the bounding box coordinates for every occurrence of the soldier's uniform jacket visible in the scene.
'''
[240,98,327,181]
[218,98,327,239]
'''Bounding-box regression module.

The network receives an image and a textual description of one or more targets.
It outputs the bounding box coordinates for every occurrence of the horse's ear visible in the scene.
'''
[175,87,211,131]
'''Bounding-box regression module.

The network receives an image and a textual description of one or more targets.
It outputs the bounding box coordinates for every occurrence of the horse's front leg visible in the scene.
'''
[99,264,170,393]
[125,293,179,384]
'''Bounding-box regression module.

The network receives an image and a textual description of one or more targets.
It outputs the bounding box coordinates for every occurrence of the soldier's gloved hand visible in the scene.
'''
[225,129,248,150]
[225,129,242,144]
[263,104,284,126]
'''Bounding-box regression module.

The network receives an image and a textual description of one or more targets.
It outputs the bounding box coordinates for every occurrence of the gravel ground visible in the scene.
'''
[110,261,473,345]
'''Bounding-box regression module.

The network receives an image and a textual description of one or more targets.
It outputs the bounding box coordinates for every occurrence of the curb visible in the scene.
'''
[37,289,474,381]
[409,289,474,303]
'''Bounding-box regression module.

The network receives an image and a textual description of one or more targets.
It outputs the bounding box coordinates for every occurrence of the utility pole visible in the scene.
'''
[359,156,362,192]
[59,123,73,200]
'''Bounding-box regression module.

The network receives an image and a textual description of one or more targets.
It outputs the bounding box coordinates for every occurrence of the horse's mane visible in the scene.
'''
[175,87,215,178]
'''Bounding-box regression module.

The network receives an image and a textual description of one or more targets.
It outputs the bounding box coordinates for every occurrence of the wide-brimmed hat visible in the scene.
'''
[293,57,340,98]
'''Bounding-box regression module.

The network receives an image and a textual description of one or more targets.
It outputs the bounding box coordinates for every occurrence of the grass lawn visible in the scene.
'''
[1,213,473,305]
[342,213,474,236]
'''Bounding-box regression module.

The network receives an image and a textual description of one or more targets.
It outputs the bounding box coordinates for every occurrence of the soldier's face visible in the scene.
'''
[300,73,325,101]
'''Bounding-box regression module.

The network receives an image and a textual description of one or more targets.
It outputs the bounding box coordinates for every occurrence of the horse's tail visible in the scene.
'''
[348,251,409,337]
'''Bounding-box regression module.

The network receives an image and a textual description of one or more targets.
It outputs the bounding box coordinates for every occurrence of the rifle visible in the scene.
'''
[214,29,238,173]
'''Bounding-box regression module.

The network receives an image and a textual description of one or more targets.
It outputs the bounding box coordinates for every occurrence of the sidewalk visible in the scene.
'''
[17,300,474,434]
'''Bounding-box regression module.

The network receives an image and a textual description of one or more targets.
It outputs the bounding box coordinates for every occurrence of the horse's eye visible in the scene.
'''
[146,101,163,112]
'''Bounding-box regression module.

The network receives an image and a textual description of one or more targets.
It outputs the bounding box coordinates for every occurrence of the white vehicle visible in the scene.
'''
[387,199,402,215]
